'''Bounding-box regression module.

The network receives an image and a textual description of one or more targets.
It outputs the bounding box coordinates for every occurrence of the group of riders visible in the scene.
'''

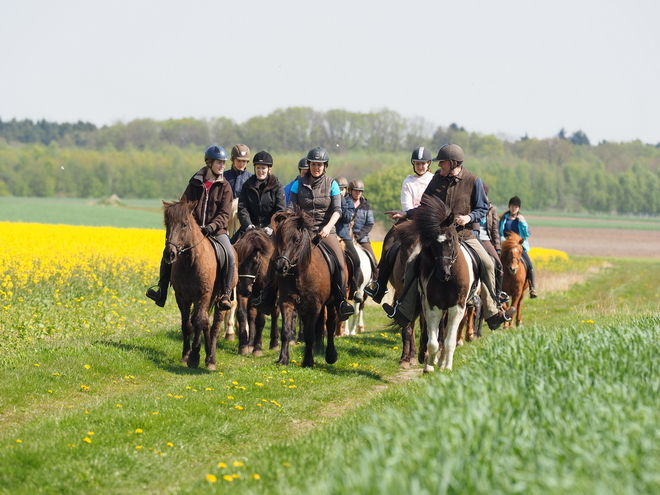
[147,142,537,331]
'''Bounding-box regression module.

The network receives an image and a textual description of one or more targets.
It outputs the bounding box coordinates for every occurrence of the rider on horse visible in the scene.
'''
[365,146,434,303]
[381,144,516,330]
[284,158,309,205]
[146,145,237,311]
[500,196,537,298]
[334,176,362,302]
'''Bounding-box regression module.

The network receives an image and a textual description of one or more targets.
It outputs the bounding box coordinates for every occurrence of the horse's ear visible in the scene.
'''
[272,211,293,229]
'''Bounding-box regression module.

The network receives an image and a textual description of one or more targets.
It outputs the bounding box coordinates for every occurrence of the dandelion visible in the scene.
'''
[52,372,60,376]
[251,473,261,480]
[283,462,291,467]
[231,381,239,385]
[80,385,89,391]
[83,437,92,444]
[166,442,174,447]
[135,429,143,434]
[152,412,159,415]
[116,404,122,407]
[217,462,227,468]
[232,474,240,479]
[84,364,91,369]
[47,390,53,393]
[222,475,233,482]
[205,387,214,391]
[15,439,22,443]
[135,445,142,450]
[34,363,40,367]
[87,432,95,435]
[234,405,244,410]
[232,461,244,467]
[227,396,234,400]
[254,383,264,387]
[206,474,217,483]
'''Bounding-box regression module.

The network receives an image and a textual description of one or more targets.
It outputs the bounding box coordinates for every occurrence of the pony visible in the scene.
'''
[233,228,280,356]
[397,195,477,372]
[162,198,237,370]
[500,233,528,327]
[341,243,372,336]
[222,198,241,341]
[271,211,338,368]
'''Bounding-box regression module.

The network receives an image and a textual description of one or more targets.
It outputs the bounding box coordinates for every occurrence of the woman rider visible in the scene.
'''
[348,179,376,265]
[499,196,537,298]
[236,151,286,238]
[146,145,236,310]
[334,176,361,302]
[252,147,355,321]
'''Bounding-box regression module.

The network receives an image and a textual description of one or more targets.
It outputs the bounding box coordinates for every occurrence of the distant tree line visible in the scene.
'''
[1,109,660,215]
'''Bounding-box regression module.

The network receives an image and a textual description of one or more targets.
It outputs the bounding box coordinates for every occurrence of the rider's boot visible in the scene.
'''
[146,260,171,307]
[218,266,234,311]
[528,266,538,298]
[486,306,516,330]
[364,265,390,304]
[382,301,410,328]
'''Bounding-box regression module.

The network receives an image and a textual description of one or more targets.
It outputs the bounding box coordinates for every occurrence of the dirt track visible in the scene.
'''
[532,226,660,258]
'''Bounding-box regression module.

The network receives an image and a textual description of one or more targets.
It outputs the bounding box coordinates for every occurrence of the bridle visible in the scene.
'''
[165,236,205,256]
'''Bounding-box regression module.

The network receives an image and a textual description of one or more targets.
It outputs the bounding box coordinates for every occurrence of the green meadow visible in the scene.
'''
[1,200,659,494]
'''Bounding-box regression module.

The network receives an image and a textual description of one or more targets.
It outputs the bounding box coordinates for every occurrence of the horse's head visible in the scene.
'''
[274,212,314,277]
[163,197,200,264]
[234,228,274,297]
[502,233,524,275]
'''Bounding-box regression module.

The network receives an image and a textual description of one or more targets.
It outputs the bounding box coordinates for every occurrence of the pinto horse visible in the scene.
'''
[271,211,338,368]
[222,198,241,341]
[341,242,372,336]
[398,196,477,372]
[501,233,528,327]
[163,198,237,370]
[234,228,280,356]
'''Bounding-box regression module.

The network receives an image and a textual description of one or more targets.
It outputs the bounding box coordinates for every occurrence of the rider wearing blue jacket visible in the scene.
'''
[499,196,537,298]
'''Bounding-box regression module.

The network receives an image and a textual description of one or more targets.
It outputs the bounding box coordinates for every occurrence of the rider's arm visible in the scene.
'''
[469,178,489,223]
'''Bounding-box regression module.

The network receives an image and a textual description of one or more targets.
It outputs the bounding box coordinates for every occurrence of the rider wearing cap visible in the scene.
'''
[146,145,236,310]
[224,144,253,199]
[365,147,434,303]
[236,151,286,238]
[382,144,516,330]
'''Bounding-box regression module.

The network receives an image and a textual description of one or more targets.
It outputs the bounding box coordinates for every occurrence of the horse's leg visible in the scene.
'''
[442,305,466,371]
[417,316,427,365]
[206,306,224,371]
[223,289,237,340]
[423,304,443,373]
[269,306,280,351]
[325,305,338,364]
[179,299,193,365]
[313,306,325,355]
[302,306,322,368]
[252,310,266,357]
[357,301,365,334]
[237,296,250,355]
[400,320,415,369]
[189,302,210,369]
[277,302,295,365]
[247,306,258,354]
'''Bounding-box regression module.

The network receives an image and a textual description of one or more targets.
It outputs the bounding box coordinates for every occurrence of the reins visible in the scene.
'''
[166,236,205,256]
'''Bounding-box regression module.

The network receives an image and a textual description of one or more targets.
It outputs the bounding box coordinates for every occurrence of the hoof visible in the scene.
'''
[224,333,235,341]
[253,350,264,357]
[238,346,250,355]
[399,360,410,370]
[207,363,216,371]
[457,339,464,347]
[423,364,435,373]
[187,359,200,369]
[269,344,280,352]
[410,357,418,366]
[325,352,337,365]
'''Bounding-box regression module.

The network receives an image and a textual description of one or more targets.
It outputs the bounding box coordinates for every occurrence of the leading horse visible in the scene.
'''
[271,211,338,368]
[501,233,528,327]
[163,198,237,370]
[397,196,476,372]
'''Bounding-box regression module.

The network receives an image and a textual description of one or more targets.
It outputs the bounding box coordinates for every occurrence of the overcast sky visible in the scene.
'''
[1,0,658,144]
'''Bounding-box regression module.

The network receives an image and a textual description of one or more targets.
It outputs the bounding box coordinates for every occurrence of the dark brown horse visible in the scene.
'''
[501,233,528,327]
[397,196,477,371]
[234,228,280,356]
[271,211,338,368]
[162,198,237,370]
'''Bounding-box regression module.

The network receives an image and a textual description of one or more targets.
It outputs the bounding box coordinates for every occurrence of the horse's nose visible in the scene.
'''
[166,251,176,264]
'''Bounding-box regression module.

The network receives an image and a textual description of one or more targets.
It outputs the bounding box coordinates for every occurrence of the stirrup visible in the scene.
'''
[529,288,538,299]
[146,285,166,307]
[338,301,355,322]
[498,291,510,304]
[218,295,232,311]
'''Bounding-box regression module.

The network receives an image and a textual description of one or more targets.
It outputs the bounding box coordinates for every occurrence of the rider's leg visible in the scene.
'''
[522,250,537,298]
[365,227,395,302]
[146,257,171,307]
[463,237,515,329]
[343,239,362,302]
[217,234,235,310]
[482,239,507,303]
[382,243,420,327]
[322,234,355,321]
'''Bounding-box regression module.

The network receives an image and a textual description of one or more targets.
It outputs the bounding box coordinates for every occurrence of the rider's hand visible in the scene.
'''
[385,210,406,220]
[319,225,331,238]
[455,214,471,226]
[264,226,273,236]
[246,224,255,231]
[201,225,214,236]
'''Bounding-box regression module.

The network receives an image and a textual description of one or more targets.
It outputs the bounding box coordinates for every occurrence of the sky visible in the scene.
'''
[1,0,659,145]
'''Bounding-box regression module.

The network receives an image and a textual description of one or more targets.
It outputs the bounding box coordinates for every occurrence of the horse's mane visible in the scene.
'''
[274,211,316,269]
[234,228,273,262]
[406,195,455,246]
[502,232,523,251]
[163,197,196,226]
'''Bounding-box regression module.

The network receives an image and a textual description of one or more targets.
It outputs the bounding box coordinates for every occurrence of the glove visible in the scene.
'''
[201,225,214,236]
[246,224,255,231]
[264,226,273,236]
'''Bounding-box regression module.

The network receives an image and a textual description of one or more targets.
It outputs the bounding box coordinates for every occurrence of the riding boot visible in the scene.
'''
[335,284,355,322]
[495,268,509,304]
[528,266,538,298]
[218,263,234,311]
[146,259,171,307]
[364,263,390,304]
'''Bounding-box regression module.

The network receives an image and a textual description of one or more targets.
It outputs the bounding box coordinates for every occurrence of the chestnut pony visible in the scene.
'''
[162,198,237,370]
[271,211,338,368]
[500,233,528,327]
[233,228,280,356]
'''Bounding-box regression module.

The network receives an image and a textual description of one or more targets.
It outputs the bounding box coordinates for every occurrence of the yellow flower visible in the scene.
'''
[232,461,244,467]
[217,462,227,468]
[251,473,261,480]
[135,445,142,450]
[222,475,233,482]
[254,382,264,386]
[234,405,244,410]
[33,363,40,367]
[282,462,290,467]
[87,431,95,435]
[47,390,53,393]
[84,364,91,369]
[83,437,92,444]
[227,396,234,400]
[135,429,143,434]
[206,474,217,483]
[116,404,122,407]
[166,442,174,447]
[232,381,239,385]
[15,439,22,443]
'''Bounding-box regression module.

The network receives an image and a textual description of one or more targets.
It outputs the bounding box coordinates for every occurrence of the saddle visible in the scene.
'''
[208,235,229,297]
[315,239,339,278]
[458,239,483,304]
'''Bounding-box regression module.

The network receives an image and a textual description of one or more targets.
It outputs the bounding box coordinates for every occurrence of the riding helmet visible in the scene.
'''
[298,157,309,170]
[231,144,251,160]
[509,196,522,207]
[348,179,365,192]
[410,146,433,165]
[253,151,273,167]
[432,143,465,163]
[334,176,349,188]
[204,145,229,162]
[306,147,330,166]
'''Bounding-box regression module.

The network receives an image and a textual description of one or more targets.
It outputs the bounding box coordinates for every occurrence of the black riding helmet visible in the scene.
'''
[298,157,309,170]
[411,147,432,176]
[509,196,521,207]
[306,147,329,167]
[253,151,273,167]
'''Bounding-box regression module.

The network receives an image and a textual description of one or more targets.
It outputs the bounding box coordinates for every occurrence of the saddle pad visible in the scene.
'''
[316,241,337,277]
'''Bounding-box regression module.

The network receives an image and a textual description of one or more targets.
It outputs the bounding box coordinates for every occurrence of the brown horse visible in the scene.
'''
[397,196,477,372]
[234,228,280,356]
[501,233,528,327]
[271,211,338,368]
[222,198,241,341]
[163,198,237,370]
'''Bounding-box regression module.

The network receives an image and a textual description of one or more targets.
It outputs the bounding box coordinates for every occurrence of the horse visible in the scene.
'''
[162,198,238,370]
[397,196,477,372]
[222,198,242,341]
[501,233,528,327]
[341,243,372,336]
[271,211,338,368]
[233,228,280,356]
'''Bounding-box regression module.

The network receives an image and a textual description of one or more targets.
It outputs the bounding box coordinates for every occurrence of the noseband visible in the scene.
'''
[166,236,205,256]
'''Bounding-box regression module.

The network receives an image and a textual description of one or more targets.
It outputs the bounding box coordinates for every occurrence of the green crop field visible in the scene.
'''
[1,203,659,494]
